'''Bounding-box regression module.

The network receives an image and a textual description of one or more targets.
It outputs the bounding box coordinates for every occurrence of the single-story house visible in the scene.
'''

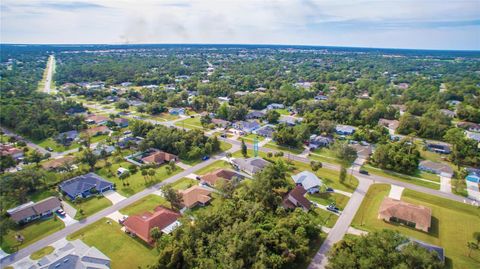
[378,197,432,232]
[439,109,456,118]
[141,150,178,165]
[124,206,181,245]
[121,82,132,87]
[211,118,231,128]
[291,171,323,193]
[279,115,303,126]
[217,97,231,103]
[246,111,266,120]
[85,114,109,125]
[378,118,399,132]
[0,144,24,160]
[169,107,185,115]
[234,91,249,96]
[335,125,356,135]
[309,135,333,149]
[232,157,270,175]
[466,131,480,142]
[117,167,129,177]
[118,136,143,149]
[254,125,275,138]
[59,173,113,200]
[201,169,243,187]
[419,160,454,178]
[56,130,79,145]
[282,185,311,211]
[314,95,328,101]
[92,145,116,156]
[84,126,110,137]
[457,122,480,132]
[233,121,261,133]
[16,239,111,269]
[266,103,284,110]
[180,186,212,209]
[114,118,129,127]
[426,143,451,154]
[41,156,76,171]
[7,197,61,224]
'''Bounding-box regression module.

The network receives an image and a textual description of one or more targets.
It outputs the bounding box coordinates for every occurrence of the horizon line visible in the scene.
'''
[1,42,479,53]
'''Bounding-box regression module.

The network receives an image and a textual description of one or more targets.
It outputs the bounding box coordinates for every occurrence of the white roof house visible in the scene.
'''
[292,171,323,193]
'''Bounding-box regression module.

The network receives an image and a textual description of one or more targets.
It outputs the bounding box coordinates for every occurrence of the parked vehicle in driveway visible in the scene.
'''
[359,170,369,175]
[56,209,66,216]
[327,203,340,213]
[202,155,210,161]
[326,187,334,193]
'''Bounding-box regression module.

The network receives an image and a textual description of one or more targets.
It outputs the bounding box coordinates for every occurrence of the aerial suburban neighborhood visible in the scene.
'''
[1,1,479,269]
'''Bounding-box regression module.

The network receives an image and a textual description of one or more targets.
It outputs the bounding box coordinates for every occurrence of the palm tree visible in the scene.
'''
[141,169,148,184]
[467,241,478,257]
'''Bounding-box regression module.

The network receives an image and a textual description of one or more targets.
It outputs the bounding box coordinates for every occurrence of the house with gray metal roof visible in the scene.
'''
[59,173,113,200]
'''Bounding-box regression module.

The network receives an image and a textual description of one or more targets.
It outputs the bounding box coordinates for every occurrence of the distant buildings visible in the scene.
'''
[211,118,230,128]
[426,143,451,154]
[457,122,480,133]
[126,149,178,166]
[114,118,129,128]
[439,109,456,118]
[84,126,110,137]
[85,114,109,125]
[56,130,79,145]
[378,197,432,232]
[59,173,114,200]
[254,125,275,138]
[0,144,24,160]
[266,103,284,110]
[378,118,399,133]
[7,197,61,224]
[41,156,76,171]
[246,110,265,120]
[335,125,356,135]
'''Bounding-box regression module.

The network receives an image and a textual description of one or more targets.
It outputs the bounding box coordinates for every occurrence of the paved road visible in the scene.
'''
[0,145,239,267]
[43,55,55,94]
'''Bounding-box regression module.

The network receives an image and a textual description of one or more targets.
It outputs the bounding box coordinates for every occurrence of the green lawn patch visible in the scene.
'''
[96,159,183,196]
[306,192,350,210]
[174,117,204,130]
[195,160,233,175]
[311,207,339,228]
[120,195,170,216]
[67,218,158,269]
[1,217,64,253]
[263,142,304,155]
[170,178,197,190]
[67,196,112,220]
[362,164,440,190]
[30,246,55,260]
[34,138,80,152]
[237,134,265,143]
[309,147,349,166]
[352,184,480,269]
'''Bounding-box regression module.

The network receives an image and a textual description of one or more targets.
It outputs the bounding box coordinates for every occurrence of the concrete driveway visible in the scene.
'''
[107,211,127,223]
[388,185,404,200]
[440,176,452,193]
[103,190,126,204]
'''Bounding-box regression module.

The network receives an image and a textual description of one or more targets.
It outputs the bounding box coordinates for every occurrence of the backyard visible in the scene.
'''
[352,184,480,269]
[67,218,158,269]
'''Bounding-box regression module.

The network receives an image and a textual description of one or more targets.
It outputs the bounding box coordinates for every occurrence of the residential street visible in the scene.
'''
[43,55,55,94]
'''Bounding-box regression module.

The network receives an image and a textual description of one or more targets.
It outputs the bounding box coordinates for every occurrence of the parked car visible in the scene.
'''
[195,176,202,180]
[326,187,334,193]
[327,204,340,213]
[202,155,210,161]
[56,209,66,216]
[46,147,53,152]
[359,170,369,175]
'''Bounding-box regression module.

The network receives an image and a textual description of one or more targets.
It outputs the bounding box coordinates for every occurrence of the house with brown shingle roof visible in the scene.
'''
[85,114,109,125]
[200,169,243,187]
[141,150,178,165]
[179,186,212,209]
[7,197,61,224]
[378,197,432,232]
[282,186,312,211]
[84,126,110,137]
[123,206,181,245]
[41,156,76,171]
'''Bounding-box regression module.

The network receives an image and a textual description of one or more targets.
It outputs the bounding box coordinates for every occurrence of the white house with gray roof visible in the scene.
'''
[291,171,323,193]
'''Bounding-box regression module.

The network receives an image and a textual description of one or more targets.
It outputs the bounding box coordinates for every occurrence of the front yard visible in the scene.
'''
[306,192,350,210]
[352,184,480,269]
[67,218,158,269]
[1,217,65,253]
[174,117,204,130]
[361,164,440,190]
[119,195,171,216]
[66,196,112,220]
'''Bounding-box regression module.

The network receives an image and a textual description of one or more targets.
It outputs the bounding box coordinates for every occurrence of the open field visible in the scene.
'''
[352,184,480,269]
[195,160,233,175]
[119,194,170,216]
[1,217,64,254]
[362,164,440,190]
[67,218,158,269]
[174,117,204,130]
[67,196,112,220]
[263,142,304,155]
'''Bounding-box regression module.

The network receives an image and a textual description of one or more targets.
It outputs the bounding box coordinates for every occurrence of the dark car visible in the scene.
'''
[46,147,53,152]
[359,170,369,175]
[327,204,340,213]
[202,155,210,161]
[326,187,334,193]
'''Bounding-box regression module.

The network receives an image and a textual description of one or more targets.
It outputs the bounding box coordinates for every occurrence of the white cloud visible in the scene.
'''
[1,0,479,49]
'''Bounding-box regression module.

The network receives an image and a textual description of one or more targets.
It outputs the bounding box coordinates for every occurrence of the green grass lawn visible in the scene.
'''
[67,196,112,220]
[311,207,339,228]
[143,113,180,122]
[195,160,233,175]
[67,218,159,269]
[120,195,170,216]
[275,109,290,115]
[309,147,349,166]
[30,246,55,260]
[170,178,198,190]
[34,138,80,152]
[237,133,265,143]
[220,141,232,151]
[306,192,350,210]
[179,141,231,166]
[352,184,480,269]
[96,159,183,197]
[263,142,305,155]
[1,217,65,253]
[174,117,204,130]
[362,164,440,190]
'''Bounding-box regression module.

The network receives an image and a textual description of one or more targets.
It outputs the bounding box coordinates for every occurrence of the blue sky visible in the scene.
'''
[1,0,479,50]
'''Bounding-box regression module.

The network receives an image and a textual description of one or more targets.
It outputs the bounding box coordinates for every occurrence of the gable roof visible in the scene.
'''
[378,197,432,231]
[84,125,110,136]
[292,171,323,190]
[232,157,270,174]
[284,185,311,210]
[9,197,61,222]
[419,160,453,175]
[124,206,181,243]
[141,150,177,164]
[59,173,113,198]
[201,169,241,186]
[180,186,212,208]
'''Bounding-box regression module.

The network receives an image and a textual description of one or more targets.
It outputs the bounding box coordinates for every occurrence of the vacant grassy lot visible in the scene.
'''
[96,159,183,196]
[195,160,233,175]
[35,138,80,152]
[362,164,440,190]
[309,147,349,166]
[264,142,304,155]
[311,207,339,228]
[67,218,158,269]
[174,117,204,130]
[352,184,480,269]
[306,192,350,210]
[171,178,197,190]
[30,246,55,260]
[237,133,265,143]
[67,196,112,220]
[120,195,170,216]
[1,217,64,253]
